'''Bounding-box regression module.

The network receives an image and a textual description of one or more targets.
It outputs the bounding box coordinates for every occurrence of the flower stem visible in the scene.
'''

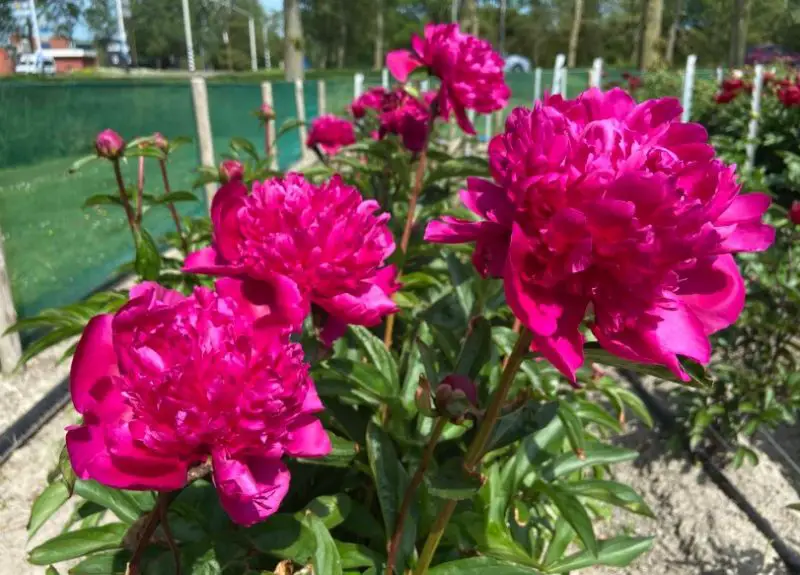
[136,156,145,224]
[158,160,190,255]
[413,328,533,574]
[127,491,173,575]
[111,159,139,239]
[264,123,271,159]
[385,416,447,575]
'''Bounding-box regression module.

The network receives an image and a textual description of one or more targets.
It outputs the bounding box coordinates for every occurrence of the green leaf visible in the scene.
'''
[425,458,482,500]
[574,400,624,434]
[59,445,77,495]
[305,512,343,575]
[73,480,144,524]
[557,400,587,459]
[69,154,99,173]
[583,343,711,387]
[427,557,542,574]
[297,431,358,467]
[125,146,166,160]
[301,494,352,530]
[28,524,128,565]
[562,480,654,518]
[614,388,654,428]
[276,118,305,140]
[787,502,800,512]
[246,514,315,562]
[134,229,161,281]
[417,338,440,388]
[454,316,492,380]
[229,137,259,160]
[336,541,382,570]
[543,536,654,573]
[542,517,574,566]
[366,422,417,574]
[539,483,597,557]
[28,482,71,539]
[542,444,639,480]
[156,191,198,204]
[68,549,130,574]
[487,401,559,452]
[83,194,123,208]
[446,253,475,320]
[350,325,399,390]
[324,358,394,399]
[45,567,59,575]
[425,156,490,184]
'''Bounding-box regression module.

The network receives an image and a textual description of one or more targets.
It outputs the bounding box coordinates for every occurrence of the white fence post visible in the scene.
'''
[552,54,566,96]
[590,57,603,88]
[421,79,430,93]
[465,110,476,156]
[190,77,216,207]
[317,79,327,116]
[533,67,542,102]
[0,229,21,373]
[716,66,724,86]
[382,68,389,89]
[681,54,697,122]
[261,81,278,170]
[354,73,364,98]
[294,79,309,160]
[561,67,569,98]
[745,64,765,176]
[483,114,491,142]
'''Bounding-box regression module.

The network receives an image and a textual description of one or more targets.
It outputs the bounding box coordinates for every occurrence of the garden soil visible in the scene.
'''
[3,355,800,574]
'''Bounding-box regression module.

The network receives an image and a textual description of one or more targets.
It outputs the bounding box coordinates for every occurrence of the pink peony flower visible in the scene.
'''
[790,201,800,226]
[378,88,431,153]
[387,23,509,135]
[184,174,398,342]
[715,90,739,104]
[66,280,327,526]
[306,115,356,155]
[95,129,125,159]
[425,88,774,382]
[220,160,244,183]
[351,87,387,119]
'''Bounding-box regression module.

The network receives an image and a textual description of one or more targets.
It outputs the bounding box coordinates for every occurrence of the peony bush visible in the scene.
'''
[19,24,773,575]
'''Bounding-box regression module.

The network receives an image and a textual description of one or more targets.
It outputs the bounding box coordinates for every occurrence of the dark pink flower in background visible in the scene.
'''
[306,115,356,155]
[715,90,739,104]
[184,174,398,342]
[426,88,774,382]
[219,159,244,183]
[778,84,800,108]
[351,87,387,119]
[66,281,328,526]
[387,23,509,135]
[790,201,800,225]
[378,88,431,152]
[95,129,125,159]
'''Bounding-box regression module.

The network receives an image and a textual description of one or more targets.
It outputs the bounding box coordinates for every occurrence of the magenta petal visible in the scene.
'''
[212,451,290,526]
[678,255,745,335]
[302,383,325,413]
[66,423,188,491]
[70,315,119,415]
[386,50,423,82]
[286,416,331,458]
[317,282,398,326]
[719,222,775,253]
[210,181,247,262]
[183,246,240,276]
[424,217,485,244]
[453,103,476,135]
[319,315,348,347]
[460,177,514,224]
[215,275,308,336]
[716,192,771,225]
[529,296,588,382]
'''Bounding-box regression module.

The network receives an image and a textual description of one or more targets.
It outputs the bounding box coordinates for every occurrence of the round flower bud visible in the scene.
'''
[219,159,244,183]
[95,129,125,159]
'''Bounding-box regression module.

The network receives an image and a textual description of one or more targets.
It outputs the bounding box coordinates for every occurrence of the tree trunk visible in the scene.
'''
[336,9,346,68]
[567,0,584,68]
[641,0,664,70]
[728,0,742,67]
[374,0,384,70]
[736,0,750,67]
[634,0,646,68]
[460,0,479,36]
[665,0,682,65]
[284,0,304,81]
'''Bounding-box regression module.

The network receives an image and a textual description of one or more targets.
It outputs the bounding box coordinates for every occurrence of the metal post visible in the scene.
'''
[318,79,326,116]
[0,228,21,373]
[354,72,364,98]
[181,0,195,72]
[28,0,41,53]
[745,64,764,176]
[561,67,568,97]
[190,77,215,205]
[681,54,697,122]
[533,67,542,102]
[499,0,507,56]
[451,0,459,22]
[382,68,389,89]
[263,23,271,68]
[294,80,309,159]
[114,0,128,55]
[716,66,724,86]
[465,109,476,156]
[261,82,278,170]
[590,57,603,88]
[421,79,430,93]
[552,54,565,96]
[248,17,257,71]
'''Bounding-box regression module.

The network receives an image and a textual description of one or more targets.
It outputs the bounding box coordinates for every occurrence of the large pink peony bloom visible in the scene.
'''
[306,115,356,155]
[184,174,398,341]
[387,23,509,135]
[351,87,387,119]
[66,280,329,526]
[425,88,774,381]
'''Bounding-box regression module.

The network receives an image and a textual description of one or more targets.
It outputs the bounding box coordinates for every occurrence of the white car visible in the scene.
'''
[15,53,56,75]
[504,54,532,73]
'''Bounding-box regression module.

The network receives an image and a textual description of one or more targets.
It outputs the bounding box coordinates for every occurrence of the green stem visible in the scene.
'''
[158,160,190,255]
[413,328,533,574]
[386,417,447,575]
[111,159,139,239]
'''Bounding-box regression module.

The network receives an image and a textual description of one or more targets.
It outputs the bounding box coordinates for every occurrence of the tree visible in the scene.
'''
[567,0,584,67]
[728,0,749,67]
[285,0,304,80]
[374,0,384,70]
[639,0,663,70]
[0,0,14,42]
[664,0,682,65]
[84,0,115,42]
[461,0,478,35]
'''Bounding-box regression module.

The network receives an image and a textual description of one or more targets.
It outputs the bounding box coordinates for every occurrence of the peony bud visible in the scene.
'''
[219,160,244,183]
[434,374,478,422]
[95,129,125,159]
[151,132,169,153]
[790,201,800,226]
[258,103,276,123]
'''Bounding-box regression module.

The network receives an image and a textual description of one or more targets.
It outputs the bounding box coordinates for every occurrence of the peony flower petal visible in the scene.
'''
[317,282,398,327]
[215,275,308,336]
[212,451,291,526]
[460,177,514,224]
[718,222,775,252]
[183,246,242,276]
[211,181,248,262]
[678,254,745,335]
[70,315,119,415]
[286,415,332,458]
[529,295,588,383]
[386,49,423,82]
[716,192,772,225]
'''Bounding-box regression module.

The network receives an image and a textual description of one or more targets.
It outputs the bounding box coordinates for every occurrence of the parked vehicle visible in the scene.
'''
[14,53,56,75]
[504,54,532,73]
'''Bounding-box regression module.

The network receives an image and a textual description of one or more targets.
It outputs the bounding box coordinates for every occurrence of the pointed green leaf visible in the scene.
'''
[28,482,71,539]
[59,445,77,495]
[305,512,343,575]
[323,358,394,399]
[134,229,161,281]
[539,484,597,557]
[454,316,492,380]
[544,536,654,572]
[83,194,123,208]
[156,191,199,204]
[427,557,542,574]
[73,480,144,524]
[276,118,305,140]
[297,431,358,468]
[69,155,99,173]
[68,549,130,574]
[229,137,259,160]
[425,458,482,500]
[350,325,399,390]
[557,400,587,459]
[28,524,128,565]
[245,514,315,562]
[487,401,559,453]
[301,494,352,530]
[562,480,654,518]
[542,444,639,480]
[542,517,574,566]
[336,541,382,570]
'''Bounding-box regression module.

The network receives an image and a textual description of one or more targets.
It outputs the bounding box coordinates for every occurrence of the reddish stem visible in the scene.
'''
[136,156,145,224]
[111,159,139,238]
[158,160,190,255]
